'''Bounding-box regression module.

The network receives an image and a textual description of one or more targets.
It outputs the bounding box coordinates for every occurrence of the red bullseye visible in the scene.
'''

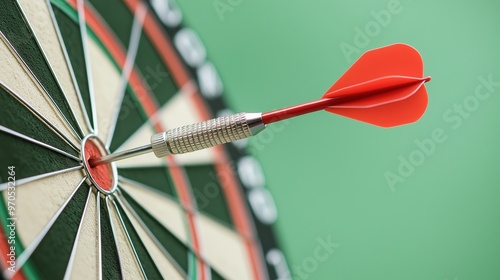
[81,135,117,193]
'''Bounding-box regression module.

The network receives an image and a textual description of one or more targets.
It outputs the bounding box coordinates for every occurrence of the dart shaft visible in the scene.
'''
[90,73,432,166]
[90,113,266,166]
[261,75,432,124]
[89,144,152,167]
[262,97,342,124]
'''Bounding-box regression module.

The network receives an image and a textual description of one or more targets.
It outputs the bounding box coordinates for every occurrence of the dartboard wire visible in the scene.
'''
[0,32,83,143]
[117,175,186,210]
[104,3,146,149]
[63,187,93,280]
[130,4,266,278]
[76,0,98,134]
[96,193,103,280]
[113,189,189,279]
[117,178,192,236]
[75,2,207,278]
[2,177,87,278]
[112,82,195,160]
[118,175,233,238]
[10,2,88,138]
[0,125,81,162]
[107,197,147,279]
[44,0,94,134]
[118,2,266,278]
[118,164,210,280]
[0,166,82,192]
[104,196,125,278]
[118,186,226,280]
[0,81,80,152]
[119,174,216,277]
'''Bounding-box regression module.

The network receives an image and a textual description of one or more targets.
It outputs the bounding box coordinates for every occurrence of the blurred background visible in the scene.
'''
[176,1,500,279]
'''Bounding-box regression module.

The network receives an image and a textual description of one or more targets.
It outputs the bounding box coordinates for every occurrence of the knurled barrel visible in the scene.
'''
[151,113,256,157]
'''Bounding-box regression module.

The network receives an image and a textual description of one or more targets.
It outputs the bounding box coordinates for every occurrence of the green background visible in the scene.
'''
[176,1,500,279]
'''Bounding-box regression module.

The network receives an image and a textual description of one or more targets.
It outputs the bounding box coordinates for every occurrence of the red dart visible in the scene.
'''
[262,43,431,127]
[91,43,431,166]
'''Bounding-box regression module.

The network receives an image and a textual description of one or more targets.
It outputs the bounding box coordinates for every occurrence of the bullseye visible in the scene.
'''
[81,135,117,194]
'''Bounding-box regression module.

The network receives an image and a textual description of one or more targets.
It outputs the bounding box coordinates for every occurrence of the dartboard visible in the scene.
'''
[0,0,290,279]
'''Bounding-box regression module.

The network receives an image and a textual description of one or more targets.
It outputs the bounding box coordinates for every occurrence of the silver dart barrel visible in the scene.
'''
[151,112,265,157]
[89,113,265,166]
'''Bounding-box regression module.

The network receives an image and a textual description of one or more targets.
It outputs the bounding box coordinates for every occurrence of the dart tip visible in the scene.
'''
[88,157,101,167]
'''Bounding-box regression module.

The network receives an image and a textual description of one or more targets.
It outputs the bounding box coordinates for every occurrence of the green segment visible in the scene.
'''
[118,166,176,197]
[50,0,113,71]
[184,165,233,227]
[0,133,78,181]
[114,201,163,279]
[211,268,224,280]
[135,32,178,105]
[87,0,178,151]
[50,0,146,153]
[0,86,77,157]
[50,4,94,129]
[87,0,133,48]
[188,252,196,280]
[89,0,178,105]
[108,92,148,152]
[28,185,88,279]
[86,0,148,153]
[0,0,83,138]
[121,189,189,273]
[100,197,122,280]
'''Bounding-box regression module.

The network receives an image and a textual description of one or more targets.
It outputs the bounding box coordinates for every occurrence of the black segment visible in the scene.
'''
[27,184,88,279]
[0,133,78,182]
[118,166,175,197]
[0,0,83,138]
[88,0,178,106]
[146,2,290,276]
[0,86,78,157]
[114,200,163,279]
[135,32,178,105]
[109,91,147,152]
[51,4,94,129]
[184,165,233,226]
[120,189,189,273]
[87,0,133,48]
[211,268,225,280]
[100,197,122,280]
[86,0,179,152]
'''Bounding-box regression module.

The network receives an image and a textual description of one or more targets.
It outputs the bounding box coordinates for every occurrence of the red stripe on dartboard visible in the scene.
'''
[67,1,207,278]
[189,92,266,280]
[0,223,25,279]
[121,0,267,279]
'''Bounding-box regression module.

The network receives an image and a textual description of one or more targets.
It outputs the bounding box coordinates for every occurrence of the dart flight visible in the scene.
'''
[262,43,430,127]
[90,43,431,166]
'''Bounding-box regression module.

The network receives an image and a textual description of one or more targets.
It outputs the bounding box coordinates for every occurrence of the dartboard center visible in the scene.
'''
[81,135,117,194]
